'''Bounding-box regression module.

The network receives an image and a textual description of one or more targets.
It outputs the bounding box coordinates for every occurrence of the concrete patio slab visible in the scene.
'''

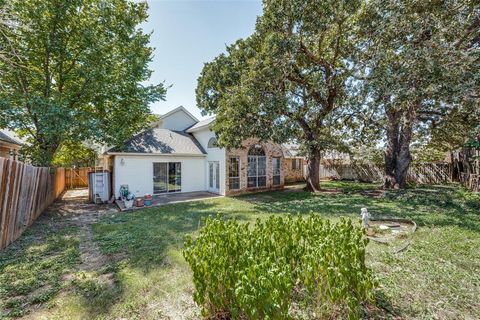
[116,191,223,211]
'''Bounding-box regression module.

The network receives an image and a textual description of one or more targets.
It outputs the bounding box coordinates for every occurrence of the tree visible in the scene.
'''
[0,2,22,67]
[51,140,97,167]
[197,0,364,191]
[0,0,165,166]
[426,103,480,155]
[360,0,480,189]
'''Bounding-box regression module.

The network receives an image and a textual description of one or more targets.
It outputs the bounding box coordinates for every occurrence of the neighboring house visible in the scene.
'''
[282,143,306,183]
[0,130,23,161]
[105,106,296,198]
[282,144,352,183]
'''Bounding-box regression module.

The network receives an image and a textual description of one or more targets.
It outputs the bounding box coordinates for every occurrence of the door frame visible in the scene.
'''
[153,162,182,194]
[208,161,220,193]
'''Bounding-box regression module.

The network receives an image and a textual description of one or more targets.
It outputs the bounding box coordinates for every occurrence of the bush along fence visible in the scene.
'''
[184,215,375,319]
[0,158,65,250]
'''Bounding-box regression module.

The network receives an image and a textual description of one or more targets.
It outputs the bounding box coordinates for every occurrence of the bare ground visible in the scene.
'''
[45,189,117,272]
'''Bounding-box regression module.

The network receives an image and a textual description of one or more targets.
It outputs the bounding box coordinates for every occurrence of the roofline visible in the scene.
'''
[106,152,206,157]
[0,138,22,146]
[0,130,23,146]
[185,117,216,133]
[159,106,199,123]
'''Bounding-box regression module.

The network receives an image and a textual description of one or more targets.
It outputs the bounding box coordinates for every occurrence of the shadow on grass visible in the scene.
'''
[0,216,81,318]
[93,200,250,269]
[368,290,401,318]
[382,186,480,232]
[237,190,397,219]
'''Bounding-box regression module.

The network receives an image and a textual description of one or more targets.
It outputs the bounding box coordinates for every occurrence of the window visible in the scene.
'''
[272,157,281,186]
[229,157,240,190]
[292,159,301,170]
[247,145,266,188]
[207,137,218,148]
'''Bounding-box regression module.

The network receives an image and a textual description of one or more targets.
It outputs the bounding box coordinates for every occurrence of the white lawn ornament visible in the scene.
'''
[361,208,370,228]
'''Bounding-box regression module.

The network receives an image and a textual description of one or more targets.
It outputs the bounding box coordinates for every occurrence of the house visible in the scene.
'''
[105,106,300,198]
[0,130,23,160]
[282,143,306,183]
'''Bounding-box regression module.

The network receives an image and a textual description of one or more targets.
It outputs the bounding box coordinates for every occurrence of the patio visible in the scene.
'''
[115,191,223,211]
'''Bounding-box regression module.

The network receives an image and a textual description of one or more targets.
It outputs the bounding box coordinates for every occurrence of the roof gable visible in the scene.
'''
[186,116,216,132]
[154,106,198,131]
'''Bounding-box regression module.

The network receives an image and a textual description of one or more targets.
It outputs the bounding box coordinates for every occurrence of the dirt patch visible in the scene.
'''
[155,292,199,320]
[42,189,119,286]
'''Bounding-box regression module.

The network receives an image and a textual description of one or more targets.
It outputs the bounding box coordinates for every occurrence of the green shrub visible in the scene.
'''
[183,215,375,319]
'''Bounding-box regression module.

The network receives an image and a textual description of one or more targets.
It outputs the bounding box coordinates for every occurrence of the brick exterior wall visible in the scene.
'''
[284,158,305,183]
[225,138,284,195]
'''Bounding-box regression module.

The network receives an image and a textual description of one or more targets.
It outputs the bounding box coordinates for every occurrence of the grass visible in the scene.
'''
[1,181,479,319]
[0,218,80,318]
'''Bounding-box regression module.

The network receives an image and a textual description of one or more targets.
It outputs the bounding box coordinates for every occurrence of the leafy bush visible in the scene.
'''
[183,215,375,319]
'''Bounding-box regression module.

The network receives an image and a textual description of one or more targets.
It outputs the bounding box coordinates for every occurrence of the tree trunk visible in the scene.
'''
[395,147,412,189]
[384,107,400,188]
[305,149,321,192]
[383,104,416,189]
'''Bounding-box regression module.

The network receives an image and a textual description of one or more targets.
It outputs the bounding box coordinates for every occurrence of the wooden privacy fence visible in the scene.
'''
[65,167,91,188]
[408,163,453,184]
[460,173,480,192]
[0,159,65,250]
[320,161,453,185]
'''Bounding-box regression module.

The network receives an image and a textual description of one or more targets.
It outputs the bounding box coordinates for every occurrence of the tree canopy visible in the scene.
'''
[358,0,480,188]
[0,0,165,166]
[197,0,365,191]
[197,0,479,190]
[51,140,97,168]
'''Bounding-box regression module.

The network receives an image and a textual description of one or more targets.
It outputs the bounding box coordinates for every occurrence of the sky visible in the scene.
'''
[140,0,263,119]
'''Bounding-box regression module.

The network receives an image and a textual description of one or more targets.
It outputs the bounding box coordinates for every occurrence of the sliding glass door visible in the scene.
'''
[153,163,168,193]
[153,162,181,193]
[168,162,181,192]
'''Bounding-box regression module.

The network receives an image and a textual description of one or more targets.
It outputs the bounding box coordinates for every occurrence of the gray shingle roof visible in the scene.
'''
[0,130,22,146]
[108,128,206,155]
[186,116,215,132]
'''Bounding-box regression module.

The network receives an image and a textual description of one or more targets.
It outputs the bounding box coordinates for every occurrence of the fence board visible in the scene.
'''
[320,161,454,185]
[65,167,90,188]
[0,159,66,250]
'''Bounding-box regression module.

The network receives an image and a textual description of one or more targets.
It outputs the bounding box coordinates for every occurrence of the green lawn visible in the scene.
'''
[1,181,480,319]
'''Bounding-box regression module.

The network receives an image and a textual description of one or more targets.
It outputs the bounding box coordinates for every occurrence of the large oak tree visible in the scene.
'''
[360,0,480,188]
[0,0,165,166]
[196,0,364,191]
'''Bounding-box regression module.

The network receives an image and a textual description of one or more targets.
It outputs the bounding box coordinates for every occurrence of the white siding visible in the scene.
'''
[113,155,206,198]
[157,109,197,131]
[192,128,226,195]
